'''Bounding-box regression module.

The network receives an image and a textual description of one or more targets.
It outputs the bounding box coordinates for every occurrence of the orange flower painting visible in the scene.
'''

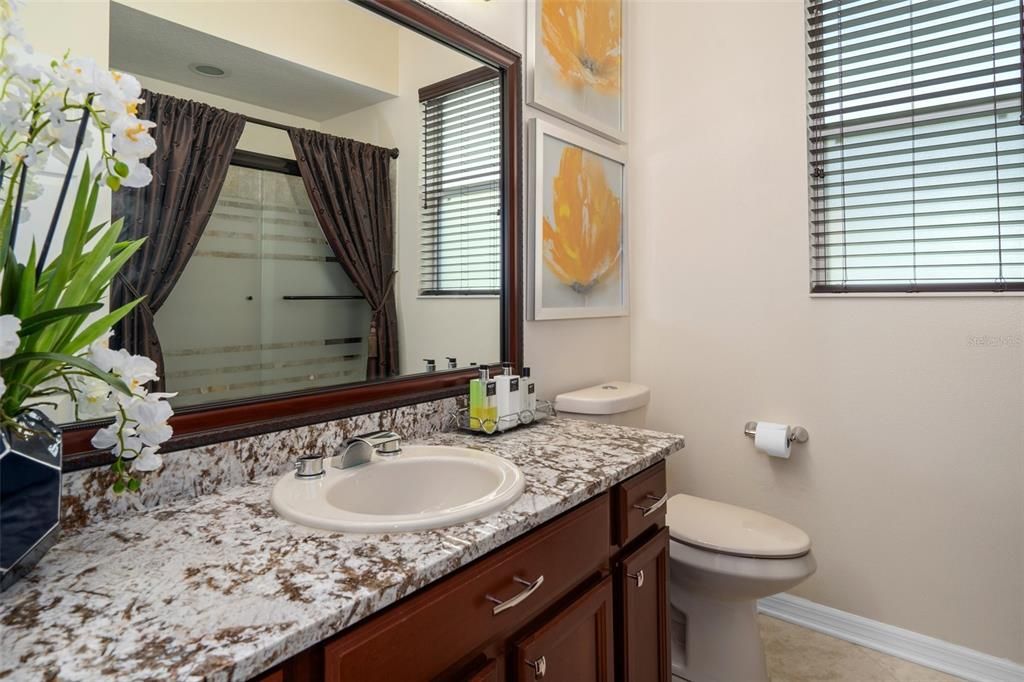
[541,0,621,94]
[543,145,622,295]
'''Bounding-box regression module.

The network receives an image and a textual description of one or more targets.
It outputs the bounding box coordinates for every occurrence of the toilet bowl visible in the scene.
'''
[667,494,817,682]
[554,382,816,682]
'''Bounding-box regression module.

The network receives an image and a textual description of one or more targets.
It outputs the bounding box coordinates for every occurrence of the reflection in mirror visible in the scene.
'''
[68,0,504,417]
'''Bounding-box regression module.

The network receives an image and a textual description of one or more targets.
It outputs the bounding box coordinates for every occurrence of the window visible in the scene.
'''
[808,0,1023,293]
[420,67,502,295]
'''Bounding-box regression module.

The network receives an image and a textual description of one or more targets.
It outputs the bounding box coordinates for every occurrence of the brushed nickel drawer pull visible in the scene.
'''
[628,569,645,588]
[486,575,545,615]
[528,655,547,678]
[633,492,668,517]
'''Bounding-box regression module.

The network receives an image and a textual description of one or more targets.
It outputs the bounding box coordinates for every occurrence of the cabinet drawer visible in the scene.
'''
[511,576,615,682]
[324,494,611,682]
[613,461,667,548]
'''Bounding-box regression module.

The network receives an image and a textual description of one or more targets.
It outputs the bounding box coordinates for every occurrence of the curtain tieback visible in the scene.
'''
[115,273,155,317]
[367,271,397,360]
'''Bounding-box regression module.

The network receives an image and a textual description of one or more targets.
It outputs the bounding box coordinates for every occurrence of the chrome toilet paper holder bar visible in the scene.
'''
[744,421,809,444]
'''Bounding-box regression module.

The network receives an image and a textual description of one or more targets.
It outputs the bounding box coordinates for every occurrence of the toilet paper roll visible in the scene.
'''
[754,422,791,459]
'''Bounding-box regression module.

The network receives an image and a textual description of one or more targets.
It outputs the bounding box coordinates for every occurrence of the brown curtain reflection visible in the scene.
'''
[112,89,246,390]
[288,129,398,379]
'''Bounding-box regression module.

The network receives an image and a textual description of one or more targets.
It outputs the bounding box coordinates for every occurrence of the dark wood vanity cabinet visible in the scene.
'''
[256,461,669,682]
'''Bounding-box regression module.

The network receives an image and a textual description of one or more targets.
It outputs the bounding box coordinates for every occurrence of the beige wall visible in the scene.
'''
[628,0,1024,664]
[117,0,399,94]
[423,0,632,398]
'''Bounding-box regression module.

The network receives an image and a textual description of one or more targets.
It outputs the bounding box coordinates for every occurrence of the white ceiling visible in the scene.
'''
[108,2,394,122]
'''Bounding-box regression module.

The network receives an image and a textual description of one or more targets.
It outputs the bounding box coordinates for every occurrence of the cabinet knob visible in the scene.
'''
[628,569,645,588]
[528,655,547,679]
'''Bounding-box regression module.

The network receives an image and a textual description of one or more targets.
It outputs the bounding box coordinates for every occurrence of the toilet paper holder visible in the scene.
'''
[743,421,809,444]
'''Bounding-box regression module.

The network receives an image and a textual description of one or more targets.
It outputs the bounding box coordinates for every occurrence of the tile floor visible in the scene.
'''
[759,615,964,682]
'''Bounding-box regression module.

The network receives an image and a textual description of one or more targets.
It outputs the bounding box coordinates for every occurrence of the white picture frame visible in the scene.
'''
[529,119,628,320]
[526,0,627,143]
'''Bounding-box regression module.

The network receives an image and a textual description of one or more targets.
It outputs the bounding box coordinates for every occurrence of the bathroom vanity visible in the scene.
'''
[261,461,670,682]
[0,419,684,681]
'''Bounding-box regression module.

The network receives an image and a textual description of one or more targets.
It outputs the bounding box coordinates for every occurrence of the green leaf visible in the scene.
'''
[40,161,96,311]
[19,303,104,336]
[3,351,131,395]
[15,244,38,320]
[81,234,145,304]
[58,220,122,308]
[1,249,23,316]
[0,191,14,263]
[63,297,143,356]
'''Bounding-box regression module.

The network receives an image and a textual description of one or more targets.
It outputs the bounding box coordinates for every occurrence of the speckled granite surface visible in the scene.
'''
[61,396,463,532]
[0,418,684,682]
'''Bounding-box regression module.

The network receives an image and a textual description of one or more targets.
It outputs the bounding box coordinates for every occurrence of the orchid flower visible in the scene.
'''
[0,0,171,493]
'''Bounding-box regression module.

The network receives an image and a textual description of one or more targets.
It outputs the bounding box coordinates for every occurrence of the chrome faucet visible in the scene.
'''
[332,430,402,470]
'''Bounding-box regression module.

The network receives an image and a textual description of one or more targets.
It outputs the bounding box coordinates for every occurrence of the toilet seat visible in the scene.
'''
[666,494,810,559]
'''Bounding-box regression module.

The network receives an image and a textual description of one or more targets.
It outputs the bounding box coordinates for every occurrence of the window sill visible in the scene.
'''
[809,291,1024,299]
[417,294,501,300]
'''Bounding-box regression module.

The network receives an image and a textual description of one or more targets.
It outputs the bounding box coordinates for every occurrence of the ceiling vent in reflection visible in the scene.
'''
[189,63,228,78]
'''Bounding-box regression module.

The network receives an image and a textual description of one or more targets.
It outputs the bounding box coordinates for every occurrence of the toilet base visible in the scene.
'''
[670,589,768,682]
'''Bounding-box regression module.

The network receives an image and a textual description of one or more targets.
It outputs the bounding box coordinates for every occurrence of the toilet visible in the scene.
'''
[555,383,817,682]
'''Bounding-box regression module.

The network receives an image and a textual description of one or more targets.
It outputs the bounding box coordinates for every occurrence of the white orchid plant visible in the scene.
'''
[0,0,173,492]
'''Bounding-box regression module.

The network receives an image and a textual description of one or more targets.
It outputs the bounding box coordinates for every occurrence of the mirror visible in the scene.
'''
[66,0,506,420]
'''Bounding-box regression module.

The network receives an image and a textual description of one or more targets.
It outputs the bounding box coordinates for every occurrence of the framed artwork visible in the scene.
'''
[527,0,626,142]
[529,119,628,320]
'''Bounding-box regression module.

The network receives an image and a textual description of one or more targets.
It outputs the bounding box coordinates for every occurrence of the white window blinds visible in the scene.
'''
[808,0,1024,292]
[420,68,502,295]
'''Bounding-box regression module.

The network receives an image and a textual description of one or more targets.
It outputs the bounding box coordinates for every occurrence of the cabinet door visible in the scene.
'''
[618,527,670,682]
[511,577,614,682]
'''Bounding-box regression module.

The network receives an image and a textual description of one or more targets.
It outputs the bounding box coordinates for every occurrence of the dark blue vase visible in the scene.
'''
[0,409,62,591]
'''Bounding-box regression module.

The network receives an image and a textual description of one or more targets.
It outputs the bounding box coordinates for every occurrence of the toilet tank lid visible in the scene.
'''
[554,381,650,415]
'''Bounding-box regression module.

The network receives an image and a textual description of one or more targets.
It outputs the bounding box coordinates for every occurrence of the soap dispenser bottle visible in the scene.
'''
[494,362,521,431]
[469,367,498,433]
[521,366,537,415]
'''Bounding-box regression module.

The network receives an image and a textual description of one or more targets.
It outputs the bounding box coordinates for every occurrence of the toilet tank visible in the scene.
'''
[554,381,650,428]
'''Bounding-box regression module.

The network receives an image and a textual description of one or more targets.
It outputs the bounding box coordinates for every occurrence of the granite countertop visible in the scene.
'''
[0,418,684,681]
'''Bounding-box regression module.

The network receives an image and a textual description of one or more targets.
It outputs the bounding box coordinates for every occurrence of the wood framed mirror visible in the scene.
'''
[61,0,523,470]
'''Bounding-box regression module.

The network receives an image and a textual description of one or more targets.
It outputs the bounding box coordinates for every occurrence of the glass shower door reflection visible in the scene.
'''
[154,165,370,407]
[256,170,370,397]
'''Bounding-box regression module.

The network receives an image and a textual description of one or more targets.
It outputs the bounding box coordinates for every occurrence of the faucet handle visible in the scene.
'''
[376,436,402,456]
[368,430,402,455]
[294,454,325,479]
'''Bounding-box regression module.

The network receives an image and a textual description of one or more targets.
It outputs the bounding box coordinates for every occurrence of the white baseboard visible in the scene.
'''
[758,593,1024,682]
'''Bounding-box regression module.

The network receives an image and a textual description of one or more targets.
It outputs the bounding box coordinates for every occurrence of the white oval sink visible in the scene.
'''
[271,445,524,533]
